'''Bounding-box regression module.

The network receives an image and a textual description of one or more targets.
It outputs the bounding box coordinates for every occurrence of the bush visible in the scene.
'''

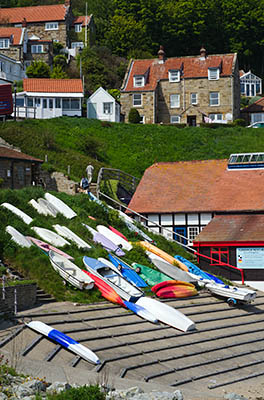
[128,108,141,123]
[233,118,246,127]
[46,384,105,400]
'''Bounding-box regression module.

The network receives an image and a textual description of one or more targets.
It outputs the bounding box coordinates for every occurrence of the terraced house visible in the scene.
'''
[121,46,240,125]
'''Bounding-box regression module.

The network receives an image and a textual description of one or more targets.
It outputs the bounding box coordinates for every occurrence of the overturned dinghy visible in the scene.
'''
[27,321,100,364]
[205,282,256,306]
[32,227,70,247]
[53,224,91,250]
[6,226,32,248]
[1,203,33,225]
[44,193,77,219]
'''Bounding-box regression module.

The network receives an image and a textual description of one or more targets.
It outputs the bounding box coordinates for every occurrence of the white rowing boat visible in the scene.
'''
[37,198,58,217]
[53,224,91,249]
[27,321,100,364]
[44,193,77,219]
[32,227,70,247]
[1,203,33,225]
[205,282,257,305]
[29,199,48,216]
[49,250,94,290]
[6,226,32,248]
[96,225,132,251]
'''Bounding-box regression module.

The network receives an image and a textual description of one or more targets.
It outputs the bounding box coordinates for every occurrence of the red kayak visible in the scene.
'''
[152,280,198,299]
[109,226,128,241]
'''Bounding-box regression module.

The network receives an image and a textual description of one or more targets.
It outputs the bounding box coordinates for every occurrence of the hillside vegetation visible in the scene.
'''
[1,118,264,181]
[0,187,191,302]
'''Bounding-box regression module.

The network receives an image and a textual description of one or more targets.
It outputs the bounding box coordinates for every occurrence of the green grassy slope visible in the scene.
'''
[0,188,192,302]
[1,118,264,181]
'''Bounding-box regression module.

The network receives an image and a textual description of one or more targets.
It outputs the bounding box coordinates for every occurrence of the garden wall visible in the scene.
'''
[0,283,37,316]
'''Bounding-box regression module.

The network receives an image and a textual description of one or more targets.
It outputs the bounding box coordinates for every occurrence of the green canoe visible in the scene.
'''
[131,262,172,286]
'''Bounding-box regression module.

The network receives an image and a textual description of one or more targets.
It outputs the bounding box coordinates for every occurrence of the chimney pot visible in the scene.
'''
[158,45,165,62]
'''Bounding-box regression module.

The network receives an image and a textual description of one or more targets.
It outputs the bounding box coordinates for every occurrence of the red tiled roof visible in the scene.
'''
[128,159,264,214]
[193,214,264,243]
[0,146,43,162]
[123,53,236,92]
[0,27,23,45]
[23,79,83,93]
[0,4,68,24]
[73,15,91,26]
[241,97,264,113]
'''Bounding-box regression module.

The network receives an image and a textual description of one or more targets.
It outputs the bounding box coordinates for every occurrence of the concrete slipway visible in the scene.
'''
[1,289,264,400]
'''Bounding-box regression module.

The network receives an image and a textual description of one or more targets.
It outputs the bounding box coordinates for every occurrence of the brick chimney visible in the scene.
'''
[158,45,165,63]
[22,18,27,27]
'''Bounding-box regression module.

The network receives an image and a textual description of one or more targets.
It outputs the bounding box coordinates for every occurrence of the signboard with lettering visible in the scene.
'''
[236,248,264,269]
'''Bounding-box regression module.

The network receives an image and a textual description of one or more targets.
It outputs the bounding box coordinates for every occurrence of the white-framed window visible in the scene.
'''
[190,93,198,105]
[62,98,80,110]
[187,226,199,242]
[170,115,181,124]
[55,98,61,108]
[27,97,34,107]
[139,115,145,124]
[133,76,144,87]
[103,102,113,114]
[0,61,5,72]
[75,24,82,32]
[43,99,47,108]
[45,22,58,30]
[133,93,142,107]
[14,24,22,27]
[0,39,10,49]
[208,68,219,80]
[210,92,219,106]
[170,94,180,108]
[169,70,180,82]
[31,45,43,54]
[35,98,41,107]
[209,113,223,121]
[71,41,84,49]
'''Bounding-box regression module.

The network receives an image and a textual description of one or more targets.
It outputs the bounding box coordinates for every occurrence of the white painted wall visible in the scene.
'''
[87,87,120,122]
[0,53,25,83]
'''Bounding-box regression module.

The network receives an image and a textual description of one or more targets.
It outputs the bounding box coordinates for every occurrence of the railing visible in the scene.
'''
[97,191,246,284]
[13,106,36,119]
[97,168,140,198]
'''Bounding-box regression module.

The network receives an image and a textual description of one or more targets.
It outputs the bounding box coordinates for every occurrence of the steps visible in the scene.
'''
[36,288,56,305]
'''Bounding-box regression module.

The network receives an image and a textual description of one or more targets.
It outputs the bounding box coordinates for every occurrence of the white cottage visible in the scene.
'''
[15,78,83,119]
[87,87,120,122]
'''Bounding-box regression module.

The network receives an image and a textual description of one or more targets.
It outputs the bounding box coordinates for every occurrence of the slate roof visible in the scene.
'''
[23,79,83,93]
[0,4,68,24]
[0,27,24,45]
[128,159,264,214]
[122,53,236,92]
[0,146,42,162]
[193,214,264,243]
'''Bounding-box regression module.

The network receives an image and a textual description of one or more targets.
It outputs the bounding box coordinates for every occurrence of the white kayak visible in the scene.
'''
[32,227,70,247]
[26,321,100,364]
[49,250,94,290]
[205,282,257,304]
[53,224,91,250]
[1,203,33,225]
[44,193,77,219]
[29,199,48,216]
[136,296,196,332]
[6,226,32,248]
[96,225,132,251]
[37,198,58,217]
[146,251,197,284]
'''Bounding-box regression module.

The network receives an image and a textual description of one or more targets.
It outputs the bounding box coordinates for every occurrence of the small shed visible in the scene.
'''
[0,145,43,189]
[87,87,120,122]
[193,214,264,291]
[241,97,264,126]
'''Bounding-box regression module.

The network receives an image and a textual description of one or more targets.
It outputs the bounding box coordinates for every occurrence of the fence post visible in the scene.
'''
[45,154,48,163]
[67,165,71,175]
[14,288,17,315]
[2,275,5,300]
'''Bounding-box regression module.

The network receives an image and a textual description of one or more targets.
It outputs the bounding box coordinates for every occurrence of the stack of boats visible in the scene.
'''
[2,191,257,334]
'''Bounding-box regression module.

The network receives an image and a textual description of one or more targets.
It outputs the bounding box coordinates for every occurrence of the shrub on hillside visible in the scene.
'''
[233,118,246,127]
[46,384,105,400]
[128,108,141,123]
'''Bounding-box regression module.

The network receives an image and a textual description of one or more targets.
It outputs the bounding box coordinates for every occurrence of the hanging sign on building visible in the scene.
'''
[236,247,264,269]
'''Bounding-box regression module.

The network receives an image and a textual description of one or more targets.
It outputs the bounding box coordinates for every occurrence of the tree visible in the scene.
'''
[50,65,69,79]
[26,61,51,78]
[128,108,141,123]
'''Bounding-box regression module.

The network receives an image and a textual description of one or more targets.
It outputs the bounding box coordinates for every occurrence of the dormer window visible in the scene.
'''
[169,70,180,82]
[133,75,145,87]
[208,68,219,80]
[0,38,10,49]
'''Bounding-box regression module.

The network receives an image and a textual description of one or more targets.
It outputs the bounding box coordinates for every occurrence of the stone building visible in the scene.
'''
[120,46,240,125]
[0,145,43,189]
[0,2,73,48]
[0,27,27,64]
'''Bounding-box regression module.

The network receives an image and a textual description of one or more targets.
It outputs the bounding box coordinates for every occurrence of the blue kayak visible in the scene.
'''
[108,253,148,288]
[174,255,224,284]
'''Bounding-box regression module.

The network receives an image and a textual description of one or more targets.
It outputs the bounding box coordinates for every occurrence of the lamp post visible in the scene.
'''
[14,82,17,121]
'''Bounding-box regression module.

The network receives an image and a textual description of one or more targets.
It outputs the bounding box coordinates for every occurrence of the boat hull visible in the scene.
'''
[45,193,77,219]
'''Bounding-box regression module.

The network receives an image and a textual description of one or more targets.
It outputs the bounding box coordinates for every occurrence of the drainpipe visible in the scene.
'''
[153,90,156,123]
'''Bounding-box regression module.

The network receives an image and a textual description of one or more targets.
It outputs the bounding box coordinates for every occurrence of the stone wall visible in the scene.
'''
[40,171,78,195]
[0,283,37,316]
[0,46,22,62]
[120,91,155,124]
[25,22,68,47]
